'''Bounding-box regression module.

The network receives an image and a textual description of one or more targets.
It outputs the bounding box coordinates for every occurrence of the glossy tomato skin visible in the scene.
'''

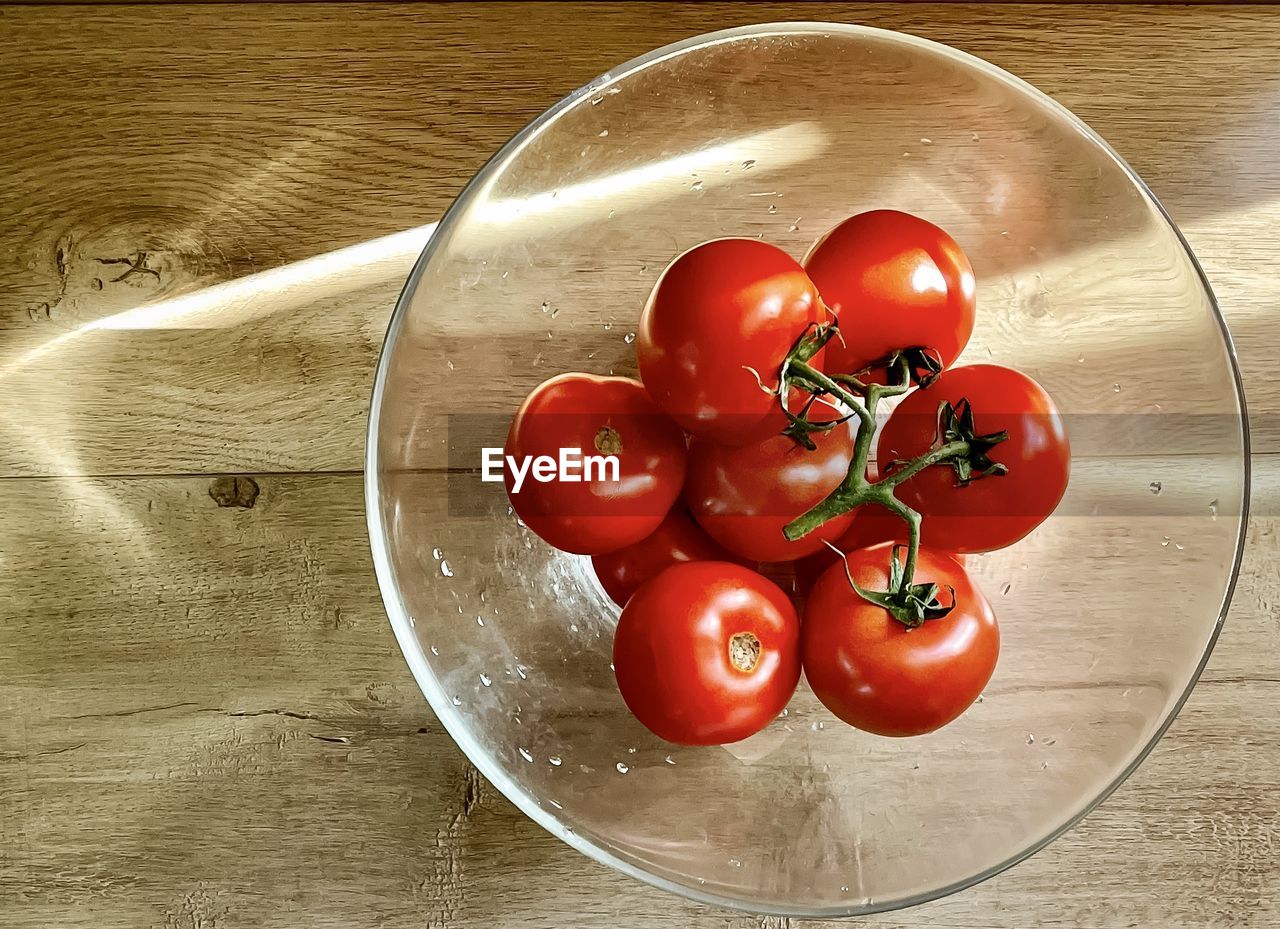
[793,504,967,595]
[637,238,825,446]
[802,542,998,737]
[685,416,856,562]
[613,561,801,745]
[591,509,744,608]
[877,364,1069,553]
[504,373,686,555]
[804,210,975,380]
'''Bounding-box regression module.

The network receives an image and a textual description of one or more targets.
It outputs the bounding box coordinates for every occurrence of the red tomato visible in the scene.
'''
[877,364,1069,553]
[802,542,998,737]
[504,373,686,555]
[613,561,800,745]
[804,210,975,380]
[685,414,856,562]
[591,509,743,608]
[637,238,825,446]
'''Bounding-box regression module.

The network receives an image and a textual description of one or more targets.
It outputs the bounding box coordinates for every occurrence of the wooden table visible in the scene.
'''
[3,3,1279,927]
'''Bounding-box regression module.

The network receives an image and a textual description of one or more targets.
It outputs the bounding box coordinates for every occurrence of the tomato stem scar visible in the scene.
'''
[728,632,761,672]
[593,425,623,455]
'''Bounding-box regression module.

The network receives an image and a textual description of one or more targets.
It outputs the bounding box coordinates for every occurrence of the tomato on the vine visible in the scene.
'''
[637,238,825,446]
[613,561,800,745]
[877,364,1069,553]
[591,508,744,608]
[804,210,975,381]
[685,412,856,562]
[802,542,998,737]
[504,373,686,555]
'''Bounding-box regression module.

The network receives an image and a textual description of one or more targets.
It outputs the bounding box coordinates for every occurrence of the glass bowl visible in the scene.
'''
[366,23,1248,916]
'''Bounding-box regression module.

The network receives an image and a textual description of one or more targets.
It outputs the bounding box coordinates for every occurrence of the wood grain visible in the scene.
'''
[2,3,1278,927]
[0,470,1277,927]
[3,2,1280,475]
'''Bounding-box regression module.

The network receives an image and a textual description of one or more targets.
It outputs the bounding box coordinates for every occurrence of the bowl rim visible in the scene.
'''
[364,20,1251,918]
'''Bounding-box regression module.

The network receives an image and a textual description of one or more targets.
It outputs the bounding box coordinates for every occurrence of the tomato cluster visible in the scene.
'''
[505,210,1070,745]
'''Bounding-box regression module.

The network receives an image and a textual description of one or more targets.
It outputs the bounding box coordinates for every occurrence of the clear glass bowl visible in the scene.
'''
[366,23,1248,916]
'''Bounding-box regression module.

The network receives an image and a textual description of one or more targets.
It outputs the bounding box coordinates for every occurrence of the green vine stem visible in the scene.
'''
[777,329,1008,616]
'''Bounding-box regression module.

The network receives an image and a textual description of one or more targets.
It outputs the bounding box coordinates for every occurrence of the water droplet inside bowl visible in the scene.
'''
[429,645,439,656]
[549,755,562,766]
[451,695,462,706]
[515,664,528,680]
[691,180,704,192]
[432,547,442,560]
[742,159,756,169]
[518,747,533,763]
[1150,481,1162,495]
[768,204,777,214]
[1113,383,1122,393]
[479,673,491,687]
[548,798,563,809]
[624,331,636,344]
[1026,733,1035,745]
[540,301,549,313]
[440,560,454,577]
[476,616,485,627]
[1161,536,1171,548]
[920,137,933,145]
[1210,499,1219,519]
[1001,582,1012,596]
[627,746,637,754]
[664,755,675,765]
[615,762,629,774]
[729,858,742,869]
[603,322,612,330]
[598,129,609,138]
